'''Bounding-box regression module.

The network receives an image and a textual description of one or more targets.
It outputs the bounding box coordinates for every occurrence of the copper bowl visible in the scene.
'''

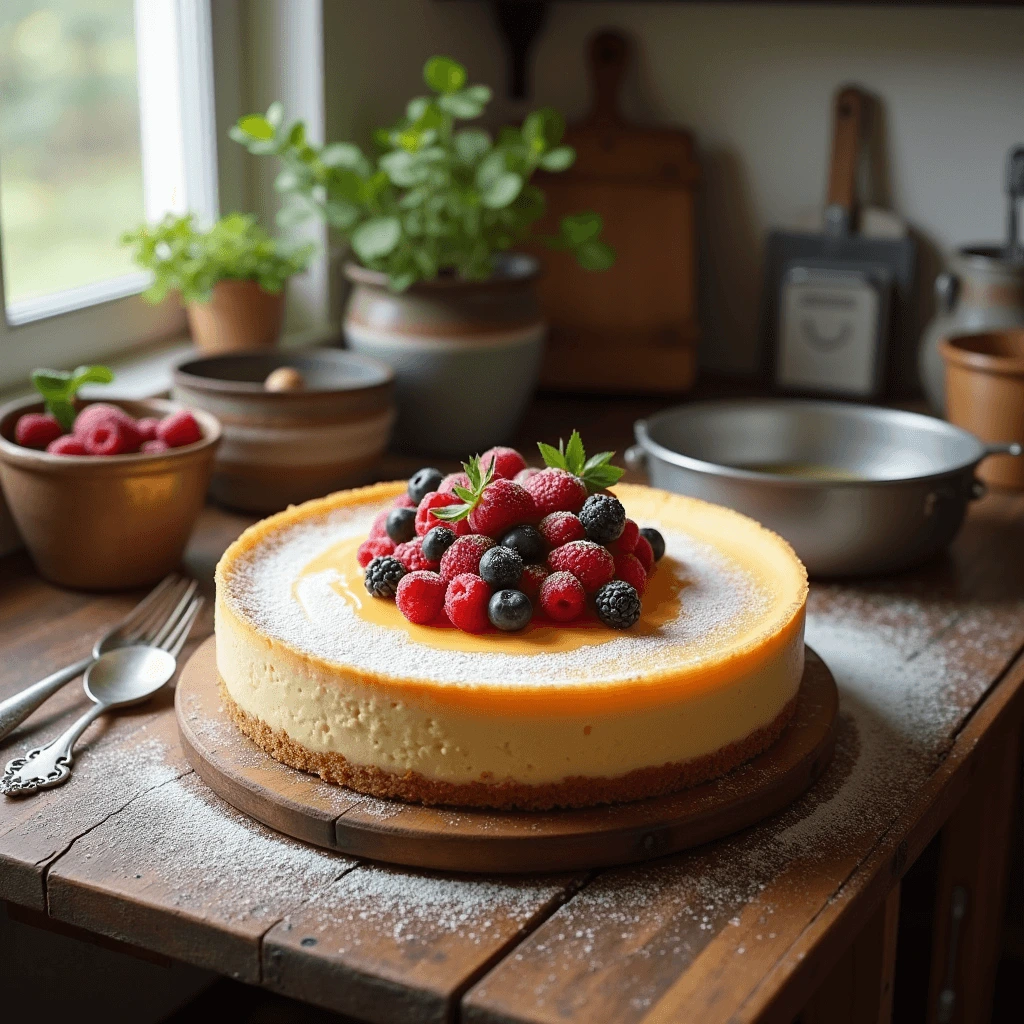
[0,397,221,590]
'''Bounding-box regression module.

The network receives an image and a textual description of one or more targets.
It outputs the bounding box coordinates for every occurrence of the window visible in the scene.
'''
[0,0,217,389]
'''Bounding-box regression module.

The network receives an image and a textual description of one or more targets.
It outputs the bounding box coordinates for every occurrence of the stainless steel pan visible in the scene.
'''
[627,399,1021,577]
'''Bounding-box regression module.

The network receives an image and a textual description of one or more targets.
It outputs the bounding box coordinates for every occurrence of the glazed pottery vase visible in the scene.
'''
[342,254,545,456]
[186,279,287,354]
[918,247,1024,412]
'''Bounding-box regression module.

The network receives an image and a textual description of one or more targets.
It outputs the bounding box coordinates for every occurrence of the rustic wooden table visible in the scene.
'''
[1,396,1022,1024]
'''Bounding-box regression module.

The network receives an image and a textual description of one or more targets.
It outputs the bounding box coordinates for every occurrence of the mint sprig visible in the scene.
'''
[537,429,624,493]
[31,365,115,431]
[431,454,495,523]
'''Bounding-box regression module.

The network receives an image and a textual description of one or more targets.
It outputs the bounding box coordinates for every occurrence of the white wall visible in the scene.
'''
[322,1,1024,372]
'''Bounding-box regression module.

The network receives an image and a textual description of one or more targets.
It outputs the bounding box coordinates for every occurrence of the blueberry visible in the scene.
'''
[408,467,444,504]
[386,506,416,544]
[478,545,523,589]
[422,525,457,562]
[488,589,533,631]
[500,525,546,564]
[640,527,666,561]
[580,493,626,544]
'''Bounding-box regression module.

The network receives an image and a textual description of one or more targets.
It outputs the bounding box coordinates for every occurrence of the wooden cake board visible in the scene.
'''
[175,637,838,874]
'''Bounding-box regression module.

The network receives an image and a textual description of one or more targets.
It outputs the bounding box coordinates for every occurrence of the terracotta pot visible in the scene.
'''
[941,330,1024,489]
[0,398,220,590]
[343,254,545,455]
[186,279,286,354]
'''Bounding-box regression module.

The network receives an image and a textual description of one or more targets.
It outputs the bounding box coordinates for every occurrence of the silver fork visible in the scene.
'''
[0,575,199,742]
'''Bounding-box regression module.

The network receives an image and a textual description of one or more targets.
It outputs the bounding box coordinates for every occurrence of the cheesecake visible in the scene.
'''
[214,481,808,809]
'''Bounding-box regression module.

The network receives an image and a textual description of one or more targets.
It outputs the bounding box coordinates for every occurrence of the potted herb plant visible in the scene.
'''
[121,212,314,355]
[232,55,614,455]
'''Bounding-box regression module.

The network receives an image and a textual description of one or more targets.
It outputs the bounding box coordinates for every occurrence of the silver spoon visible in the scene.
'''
[1,646,177,797]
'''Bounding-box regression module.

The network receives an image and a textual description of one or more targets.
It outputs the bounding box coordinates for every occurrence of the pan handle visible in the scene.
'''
[625,444,647,473]
[983,442,1023,458]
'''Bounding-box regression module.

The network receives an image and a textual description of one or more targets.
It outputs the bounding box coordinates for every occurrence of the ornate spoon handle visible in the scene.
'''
[0,657,93,742]
[1,702,106,796]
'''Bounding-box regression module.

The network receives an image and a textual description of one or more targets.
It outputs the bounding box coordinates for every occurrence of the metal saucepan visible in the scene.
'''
[626,399,1022,577]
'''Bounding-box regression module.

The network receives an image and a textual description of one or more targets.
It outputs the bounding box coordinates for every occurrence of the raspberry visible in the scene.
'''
[439,534,495,583]
[358,536,396,567]
[82,418,141,456]
[467,479,536,537]
[522,468,587,516]
[519,563,549,599]
[15,413,63,450]
[439,471,470,493]
[480,446,526,480]
[580,493,626,544]
[539,571,586,622]
[547,540,615,592]
[135,417,160,443]
[538,511,586,548]
[396,570,447,624]
[514,466,541,485]
[634,535,655,572]
[609,519,639,555]
[416,491,470,537]
[595,580,641,629]
[393,537,439,573]
[393,492,417,509]
[364,555,406,598]
[444,573,492,633]
[157,410,202,448]
[369,510,390,539]
[46,435,87,456]
[614,552,648,595]
[141,439,170,454]
[73,403,135,436]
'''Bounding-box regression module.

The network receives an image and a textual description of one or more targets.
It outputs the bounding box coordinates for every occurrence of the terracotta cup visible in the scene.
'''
[186,279,286,354]
[941,329,1024,489]
[0,398,220,590]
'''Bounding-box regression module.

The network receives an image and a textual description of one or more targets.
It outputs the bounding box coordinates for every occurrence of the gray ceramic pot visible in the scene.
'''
[343,254,545,456]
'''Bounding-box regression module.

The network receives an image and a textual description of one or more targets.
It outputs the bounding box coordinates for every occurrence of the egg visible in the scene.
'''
[264,366,305,392]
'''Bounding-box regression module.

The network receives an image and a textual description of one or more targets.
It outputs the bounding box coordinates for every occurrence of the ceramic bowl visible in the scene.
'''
[172,349,395,513]
[0,397,220,590]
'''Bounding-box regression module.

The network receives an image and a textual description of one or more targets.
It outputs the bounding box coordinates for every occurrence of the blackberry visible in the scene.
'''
[386,506,416,543]
[488,589,533,631]
[594,580,641,629]
[422,525,457,562]
[500,524,546,564]
[364,556,406,598]
[478,545,523,589]
[408,467,444,504]
[580,493,626,544]
[640,527,666,561]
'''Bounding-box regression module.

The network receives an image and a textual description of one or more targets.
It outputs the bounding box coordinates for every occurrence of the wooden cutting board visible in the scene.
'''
[532,31,701,393]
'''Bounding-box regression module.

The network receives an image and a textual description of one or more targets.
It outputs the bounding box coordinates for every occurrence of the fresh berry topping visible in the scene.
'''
[15,413,63,450]
[422,526,457,562]
[538,511,586,548]
[364,555,406,598]
[82,418,141,456]
[416,491,470,537]
[157,410,202,448]
[439,471,471,493]
[547,539,615,592]
[514,466,541,485]
[408,467,444,504]
[393,537,439,573]
[369,510,390,539]
[358,536,396,567]
[439,534,495,583]
[395,570,446,624]
[500,524,546,563]
[141,439,170,454]
[594,580,642,629]
[614,552,648,595]
[519,563,549,599]
[579,493,626,544]
[609,519,639,555]
[72,403,134,436]
[478,545,523,589]
[536,429,625,492]
[539,571,586,622]
[393,493,416,508]
[444,573,492,633]
[522,468,588,516]
[488,589,532,631]
[135,417,160,442]
[633,535,655,572]
[640,527,666,562]
[480,446,527,480]
[46,435,87,456]
[466,479,536,537]
[386,506,417,543]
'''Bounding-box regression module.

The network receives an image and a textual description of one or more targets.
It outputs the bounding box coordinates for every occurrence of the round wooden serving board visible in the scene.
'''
[176,637,838,874]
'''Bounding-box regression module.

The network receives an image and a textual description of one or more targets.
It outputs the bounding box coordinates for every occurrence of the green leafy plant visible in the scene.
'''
[120,212,314,305]
[538,429,625,493]
[429,454,496,524]
[231,55,615,291]
[32,365,114,430]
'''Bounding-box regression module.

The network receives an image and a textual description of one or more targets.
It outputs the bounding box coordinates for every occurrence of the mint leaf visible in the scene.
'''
[537,441,566,470]
[581,463,625,491]
[431,502,472,523]
[583,451,614,472]
[564,430,586,476]
[31,364,114,430]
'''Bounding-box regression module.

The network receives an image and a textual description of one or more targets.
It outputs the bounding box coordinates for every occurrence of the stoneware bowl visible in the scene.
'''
[0,397,220,590]
[343,253,545,456]
[942,329,1024,489]
[172,349,395,513]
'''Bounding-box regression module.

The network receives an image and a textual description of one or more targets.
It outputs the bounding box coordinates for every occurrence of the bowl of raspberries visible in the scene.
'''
[358,431,666,634]
[0,367,221,590]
